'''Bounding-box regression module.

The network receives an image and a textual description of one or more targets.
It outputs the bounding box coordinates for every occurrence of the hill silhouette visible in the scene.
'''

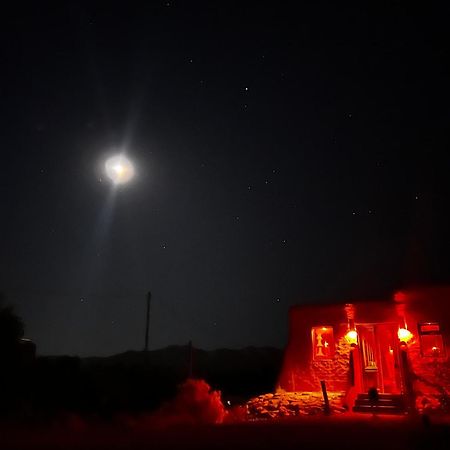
[28,345,283,418]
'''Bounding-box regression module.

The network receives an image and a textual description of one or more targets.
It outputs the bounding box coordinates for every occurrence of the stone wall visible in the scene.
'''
[283,335,352,392]
[309,336,351,391]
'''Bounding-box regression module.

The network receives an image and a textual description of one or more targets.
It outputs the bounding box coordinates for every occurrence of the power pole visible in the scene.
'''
[144,291,151,351]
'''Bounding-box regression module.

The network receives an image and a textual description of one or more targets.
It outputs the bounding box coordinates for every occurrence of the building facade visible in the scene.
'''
[278,287,450,412]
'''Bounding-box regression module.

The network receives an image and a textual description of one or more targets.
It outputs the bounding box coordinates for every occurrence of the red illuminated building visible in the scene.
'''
[278,287,450,413]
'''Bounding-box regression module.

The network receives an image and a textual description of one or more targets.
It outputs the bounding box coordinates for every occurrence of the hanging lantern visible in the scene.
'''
[398,327,414,343]
[345,329,358,346]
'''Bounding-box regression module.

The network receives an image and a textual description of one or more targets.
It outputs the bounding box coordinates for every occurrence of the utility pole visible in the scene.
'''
[144,291,151,351]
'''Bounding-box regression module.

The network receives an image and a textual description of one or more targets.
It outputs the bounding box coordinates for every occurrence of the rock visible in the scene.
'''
[246,390,347,420]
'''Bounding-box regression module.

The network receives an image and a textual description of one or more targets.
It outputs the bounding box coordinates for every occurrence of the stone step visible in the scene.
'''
[356,393,403,400]
[353,393,407,414]
[353,405,406,414]
[355,398,405,407]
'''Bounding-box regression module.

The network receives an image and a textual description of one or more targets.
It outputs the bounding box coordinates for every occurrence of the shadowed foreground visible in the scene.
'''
[1,416,449,450]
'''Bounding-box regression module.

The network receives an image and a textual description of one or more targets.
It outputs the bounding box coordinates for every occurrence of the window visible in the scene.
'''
[418,322,446,357]
[311,326,335,360]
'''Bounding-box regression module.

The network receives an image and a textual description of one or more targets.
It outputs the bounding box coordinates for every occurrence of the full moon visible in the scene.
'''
[105,155,135,185]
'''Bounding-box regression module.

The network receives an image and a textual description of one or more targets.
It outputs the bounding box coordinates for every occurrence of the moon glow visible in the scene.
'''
[105,155,135,184]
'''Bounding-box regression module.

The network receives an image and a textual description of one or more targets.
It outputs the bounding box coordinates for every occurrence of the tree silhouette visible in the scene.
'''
[0,294,27,416]
[0,293,24,350]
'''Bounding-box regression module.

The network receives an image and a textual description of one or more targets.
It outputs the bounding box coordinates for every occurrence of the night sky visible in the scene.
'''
[2,2,450,356]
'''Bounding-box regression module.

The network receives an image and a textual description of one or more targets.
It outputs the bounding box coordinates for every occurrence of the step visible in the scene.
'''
[355,399,405,407]
[353,405,406,414]
[356,393,403,400]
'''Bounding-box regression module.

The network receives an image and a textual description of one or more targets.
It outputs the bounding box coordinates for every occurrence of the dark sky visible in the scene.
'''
[2,1,450,356]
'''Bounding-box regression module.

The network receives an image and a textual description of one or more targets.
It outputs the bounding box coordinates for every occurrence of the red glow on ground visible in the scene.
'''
[1,413,449,450]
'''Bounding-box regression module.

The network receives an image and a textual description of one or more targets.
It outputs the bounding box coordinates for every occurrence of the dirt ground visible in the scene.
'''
[1,414,449,450]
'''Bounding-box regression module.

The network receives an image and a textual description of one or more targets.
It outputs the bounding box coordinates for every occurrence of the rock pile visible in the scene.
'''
[246,391,347,419]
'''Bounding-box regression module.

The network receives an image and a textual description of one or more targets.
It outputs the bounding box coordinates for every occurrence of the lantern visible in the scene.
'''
[345,329,358,346]
[398,328,414,343]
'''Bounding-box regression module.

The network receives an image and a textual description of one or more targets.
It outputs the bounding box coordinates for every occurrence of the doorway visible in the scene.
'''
[357,323,401,394]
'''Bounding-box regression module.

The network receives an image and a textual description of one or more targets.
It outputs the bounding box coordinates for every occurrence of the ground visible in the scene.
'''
[1,415,450,450]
